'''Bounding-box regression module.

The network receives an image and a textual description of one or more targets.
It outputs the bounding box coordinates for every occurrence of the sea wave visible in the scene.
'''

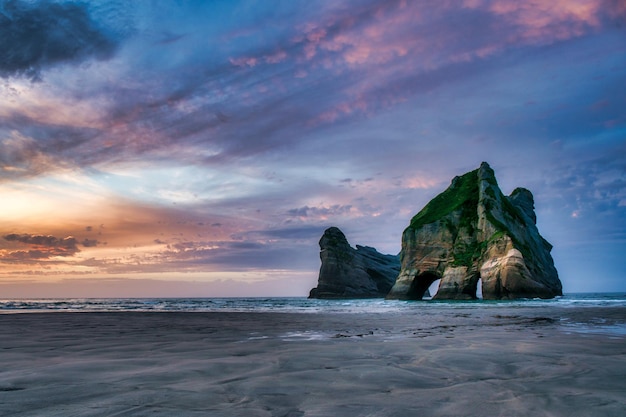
[1,293,625,314]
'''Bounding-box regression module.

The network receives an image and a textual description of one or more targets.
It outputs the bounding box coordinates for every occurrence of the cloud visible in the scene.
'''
[108,225,327,273]
[2,233,80,260]
[81,238,99,247]
[0,126,95,180]
[238,226,326,241]
[0,0,120,81]
[4,233,77,248]
[74,236,319,274]
[286,204,353,219]
[1,0,621,183]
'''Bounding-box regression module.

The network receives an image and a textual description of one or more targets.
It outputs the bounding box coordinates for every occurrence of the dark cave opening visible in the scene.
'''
[407,272,440,300]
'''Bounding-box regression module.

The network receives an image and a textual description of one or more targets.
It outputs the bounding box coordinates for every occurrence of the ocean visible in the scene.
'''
[1,292,625,313]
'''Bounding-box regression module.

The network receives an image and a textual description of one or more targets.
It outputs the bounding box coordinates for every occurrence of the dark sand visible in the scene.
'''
[1,306,625,416]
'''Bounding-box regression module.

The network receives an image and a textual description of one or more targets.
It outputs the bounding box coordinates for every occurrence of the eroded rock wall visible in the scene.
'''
[387,162,562,300]
[309,227,401,299]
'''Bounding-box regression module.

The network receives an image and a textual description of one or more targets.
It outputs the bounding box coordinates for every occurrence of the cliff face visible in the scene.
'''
[387,162,562,300]
[309,227,400,299]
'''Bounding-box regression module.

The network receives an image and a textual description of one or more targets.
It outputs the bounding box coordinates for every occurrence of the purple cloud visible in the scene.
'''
[0,0,120,81]
[2,0,621,181]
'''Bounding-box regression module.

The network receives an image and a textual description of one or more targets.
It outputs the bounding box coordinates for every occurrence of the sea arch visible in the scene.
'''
[406,272,440,300]
[432,270,483,300]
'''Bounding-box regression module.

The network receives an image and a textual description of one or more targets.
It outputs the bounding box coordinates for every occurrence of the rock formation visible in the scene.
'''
[309,227,401,299]
[387,162,562,300]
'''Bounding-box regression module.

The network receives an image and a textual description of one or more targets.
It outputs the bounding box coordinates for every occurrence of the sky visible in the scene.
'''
[0,0,625,298]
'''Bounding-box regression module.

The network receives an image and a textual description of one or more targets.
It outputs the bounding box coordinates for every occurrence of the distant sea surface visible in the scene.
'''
[1,293,625,314]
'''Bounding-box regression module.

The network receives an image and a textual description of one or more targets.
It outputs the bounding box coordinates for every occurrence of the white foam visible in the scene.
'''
[280,331,330,341]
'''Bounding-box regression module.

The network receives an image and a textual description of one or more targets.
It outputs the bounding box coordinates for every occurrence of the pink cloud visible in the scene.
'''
[229,56,258,67]
[303,42,317,60]
[225,0,612,132]
[311,98,370,126]
[264,50,287,64]
[315,6,422,68]
[294,69,308,78]
[306,27,327,43]
[488,0,603,43]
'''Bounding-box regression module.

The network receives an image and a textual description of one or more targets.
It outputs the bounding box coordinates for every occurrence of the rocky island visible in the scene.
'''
[310,163,562,300]
[308,227,401,299]
[387,162,562,300]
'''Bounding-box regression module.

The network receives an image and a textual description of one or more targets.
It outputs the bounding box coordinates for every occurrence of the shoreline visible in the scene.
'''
[1,292,625,315]
[1,306,625,416]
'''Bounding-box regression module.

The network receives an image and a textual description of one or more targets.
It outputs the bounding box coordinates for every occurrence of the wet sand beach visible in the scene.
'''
[1,306,625,416]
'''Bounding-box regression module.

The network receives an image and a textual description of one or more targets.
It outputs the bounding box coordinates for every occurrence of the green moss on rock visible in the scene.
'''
[410,169,479,229]
[452,239,488,267]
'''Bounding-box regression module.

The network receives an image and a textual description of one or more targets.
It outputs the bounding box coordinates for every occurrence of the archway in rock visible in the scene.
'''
[476,277,483,299]
[463,272,482,300]
[407,272,440,300]
[427,278,441,299]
